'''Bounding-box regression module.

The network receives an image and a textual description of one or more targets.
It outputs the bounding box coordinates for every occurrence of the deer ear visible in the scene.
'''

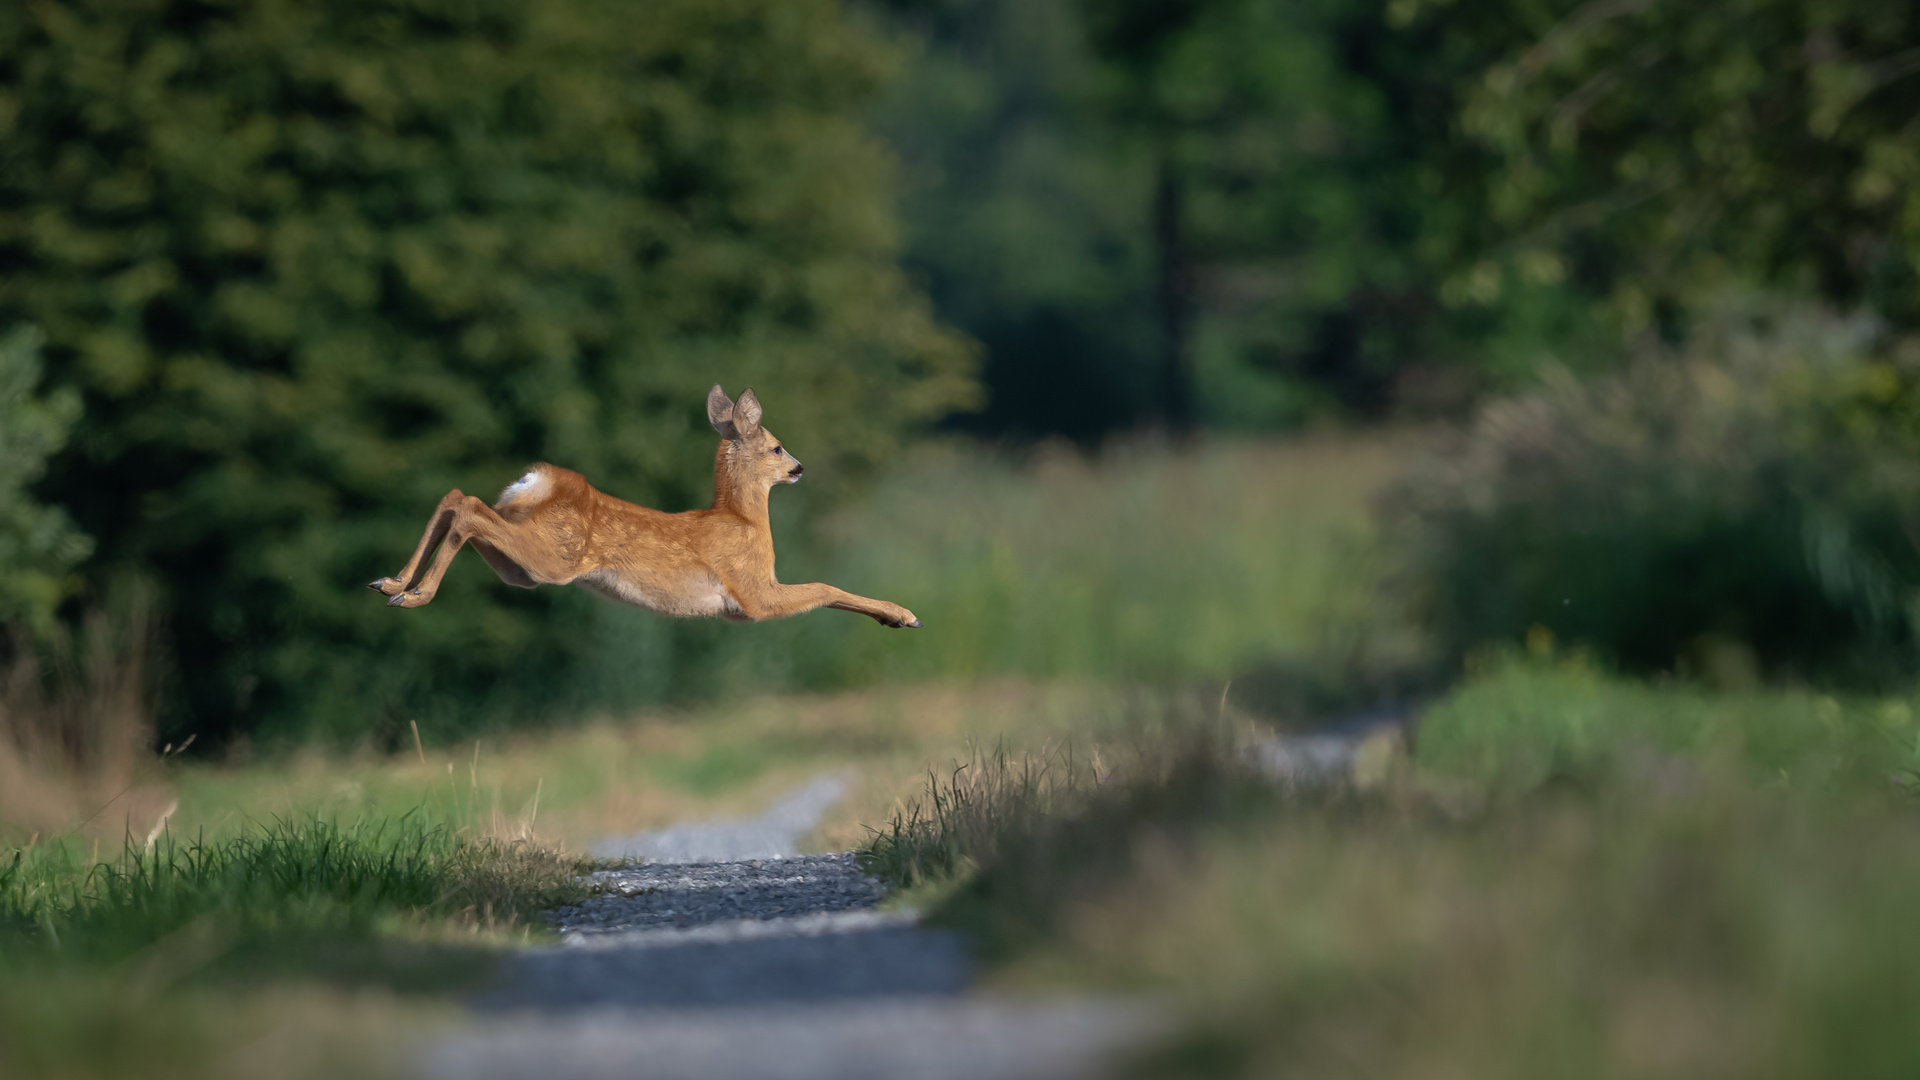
[707,384,737,438]
[733,388,763,436]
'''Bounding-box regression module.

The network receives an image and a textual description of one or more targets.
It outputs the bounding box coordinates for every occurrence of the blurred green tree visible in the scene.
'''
[875,0,1611,439]
[1453,0,1920,334]
[0,326,92,634]
[870,0,1162,441]
[0,0,976,744]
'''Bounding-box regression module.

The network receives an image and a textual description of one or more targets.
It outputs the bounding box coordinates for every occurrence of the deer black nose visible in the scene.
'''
[789,463,804,478]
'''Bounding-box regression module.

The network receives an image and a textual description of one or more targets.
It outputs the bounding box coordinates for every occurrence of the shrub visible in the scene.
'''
[1386,300,1920,685]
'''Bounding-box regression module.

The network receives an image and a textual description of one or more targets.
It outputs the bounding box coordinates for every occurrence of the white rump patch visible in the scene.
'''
[497,469,551,506]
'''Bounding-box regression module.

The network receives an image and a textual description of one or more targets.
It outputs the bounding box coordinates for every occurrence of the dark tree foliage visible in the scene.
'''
[0,327,91,633]
[1458,0,1920,334]
[0,0,976,744]
[869,0,1163,442]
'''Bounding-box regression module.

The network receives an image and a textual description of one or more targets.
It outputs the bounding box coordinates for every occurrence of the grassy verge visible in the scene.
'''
[863,658,1920,1078]
[1,817,584,1079]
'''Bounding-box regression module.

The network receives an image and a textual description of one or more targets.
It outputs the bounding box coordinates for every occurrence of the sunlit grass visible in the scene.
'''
[2,819,584,961]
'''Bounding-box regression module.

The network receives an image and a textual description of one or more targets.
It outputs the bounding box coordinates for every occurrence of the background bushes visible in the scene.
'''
[1389,300,1920,685]
[0,0,975,745]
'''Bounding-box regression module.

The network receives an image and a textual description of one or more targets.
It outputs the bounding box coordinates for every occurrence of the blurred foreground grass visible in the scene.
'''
[868,656,1920,1079]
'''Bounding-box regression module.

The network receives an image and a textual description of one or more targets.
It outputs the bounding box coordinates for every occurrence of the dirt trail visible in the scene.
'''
[414,719,1407,1080]
[413,776,1166,1080]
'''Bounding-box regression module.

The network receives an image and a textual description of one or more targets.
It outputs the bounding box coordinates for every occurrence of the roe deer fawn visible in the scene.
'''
[367,385,922,628]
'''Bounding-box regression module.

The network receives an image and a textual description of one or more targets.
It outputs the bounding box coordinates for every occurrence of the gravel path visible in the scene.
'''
[588,773,851,864]
[415,722,1406,1079]
[549,853,889,938]
[413,778,1168,1080]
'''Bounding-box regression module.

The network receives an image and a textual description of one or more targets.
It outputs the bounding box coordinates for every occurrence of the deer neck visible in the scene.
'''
[711,444,772,527]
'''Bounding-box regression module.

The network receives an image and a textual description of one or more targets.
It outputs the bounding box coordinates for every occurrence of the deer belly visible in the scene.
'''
[574,568,736,618]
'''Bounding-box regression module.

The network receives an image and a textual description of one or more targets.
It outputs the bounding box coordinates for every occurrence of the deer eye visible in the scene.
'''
[769,445,783,455]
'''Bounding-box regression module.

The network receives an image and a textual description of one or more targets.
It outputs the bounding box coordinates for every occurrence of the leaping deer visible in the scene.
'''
[367,385,922,629]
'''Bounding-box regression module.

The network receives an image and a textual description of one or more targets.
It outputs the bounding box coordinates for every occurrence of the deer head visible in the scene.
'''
[708,385,803,492]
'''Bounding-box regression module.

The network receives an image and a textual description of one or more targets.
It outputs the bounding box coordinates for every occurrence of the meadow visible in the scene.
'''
[10,430,1920,1078]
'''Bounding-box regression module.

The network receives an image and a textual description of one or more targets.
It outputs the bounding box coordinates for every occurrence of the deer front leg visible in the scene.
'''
[824,587,922,628]
[369,490,467,597]
[727,579,922,628]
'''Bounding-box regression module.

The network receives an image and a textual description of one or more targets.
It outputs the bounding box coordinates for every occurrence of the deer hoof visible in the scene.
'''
[905,618,923,628]
[387,590,425,608]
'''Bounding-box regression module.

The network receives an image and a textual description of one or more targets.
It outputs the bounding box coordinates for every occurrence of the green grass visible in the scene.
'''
[861,657,1920,1079]
[1417,651,1920,794]
[3,818,583,961]
[0,817,584,1079]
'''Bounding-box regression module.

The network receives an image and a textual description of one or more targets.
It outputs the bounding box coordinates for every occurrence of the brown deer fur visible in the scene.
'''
[367,386,922,629]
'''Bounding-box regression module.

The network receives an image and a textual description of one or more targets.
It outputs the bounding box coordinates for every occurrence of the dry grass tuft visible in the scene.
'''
[440,836,592,934]
[0,607,167,839]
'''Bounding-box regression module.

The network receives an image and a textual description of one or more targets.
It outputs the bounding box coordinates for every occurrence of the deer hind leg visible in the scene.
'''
[386,497,560,608]
[368,490,467,597]
[468,538,537,588]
